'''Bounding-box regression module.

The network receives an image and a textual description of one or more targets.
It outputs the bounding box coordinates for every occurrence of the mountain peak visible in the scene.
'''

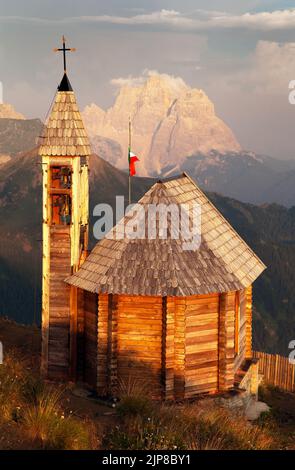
[143,73,188,95]
[83,73,241,176]
[0,103,25,120]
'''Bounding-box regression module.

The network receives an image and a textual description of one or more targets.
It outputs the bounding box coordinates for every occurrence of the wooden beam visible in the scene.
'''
[76,288,85,381]
[163,296,175,400]
[97,293,109,396]
[107,294,118,396]
[218,292,235,391]
[69,285,78,381]
[245,285,253,359]
[174,298,186,400]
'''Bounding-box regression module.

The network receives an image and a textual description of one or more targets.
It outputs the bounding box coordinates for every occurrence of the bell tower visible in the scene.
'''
[39,37,90,379]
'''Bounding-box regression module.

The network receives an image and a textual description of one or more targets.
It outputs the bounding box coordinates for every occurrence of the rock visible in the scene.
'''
[0,154,11,166]
[245,400,270,420]
[0,103,24,120]
[71,386,92,399]
[82,73,241,176]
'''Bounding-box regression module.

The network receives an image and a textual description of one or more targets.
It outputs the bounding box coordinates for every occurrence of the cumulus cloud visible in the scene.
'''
[110,75,146,88]
[234,41,295,94]
[2,8,295,31]
[250,41,295,91]
[106,40,295,98]
[110,69,188,94]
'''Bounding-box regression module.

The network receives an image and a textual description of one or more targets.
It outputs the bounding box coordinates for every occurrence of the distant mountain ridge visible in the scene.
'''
[160,150,295,207]
[0,118,43,166]
[0,105,294,207]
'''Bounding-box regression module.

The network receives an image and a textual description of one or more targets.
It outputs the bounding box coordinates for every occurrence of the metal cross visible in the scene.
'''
[53,35,76,73]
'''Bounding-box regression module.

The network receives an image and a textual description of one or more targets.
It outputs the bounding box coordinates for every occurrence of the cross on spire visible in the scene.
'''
[54,35,76,73]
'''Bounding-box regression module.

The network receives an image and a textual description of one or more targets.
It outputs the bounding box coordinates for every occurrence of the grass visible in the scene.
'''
[0,351,97,449]
[21,391,92,450]
[189,404,274,450]
[0,321,295,450]
[0,352,280,450]
[256,384,295,449]
[103,386,275,450]
[0,349,28,422]
[116,376,155,418]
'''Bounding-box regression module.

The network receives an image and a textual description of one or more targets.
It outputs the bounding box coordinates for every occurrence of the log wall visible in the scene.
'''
[97,293,109,396]
[185,294,219,397]
[163,297,175,400]
[47,226,71,379]
[93,289,253,399]
[218,292,235,390]
[245,286,253,359]
[76,287,85,380]
[84,291,98,387]
[116,295,163,399]
[234,289,247,371]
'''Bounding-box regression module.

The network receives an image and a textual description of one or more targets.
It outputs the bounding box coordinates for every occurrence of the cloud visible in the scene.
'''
[78,9,194,28]
[244,40,295,93]
[220,40,295,94]
[208,9,295,31]
[0,10,193,28]
[110,69,189,94]
[110,75,146,88]
[2,8,295,31]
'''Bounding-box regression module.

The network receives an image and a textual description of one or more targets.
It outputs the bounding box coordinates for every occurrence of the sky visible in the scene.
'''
[1,0,295,159]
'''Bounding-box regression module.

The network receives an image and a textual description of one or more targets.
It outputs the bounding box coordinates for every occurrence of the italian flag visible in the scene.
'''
[128,148,139,176]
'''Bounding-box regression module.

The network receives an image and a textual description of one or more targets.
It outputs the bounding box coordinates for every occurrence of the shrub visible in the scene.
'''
[187,404,274,450]
[117,396,154,418]
[104,414,187,450]
[22,375,46,406]
[21,386,94,449]
[104,399,275,451]
[116,376,154,418]
[0,350,27,422]
[49,416,93,450]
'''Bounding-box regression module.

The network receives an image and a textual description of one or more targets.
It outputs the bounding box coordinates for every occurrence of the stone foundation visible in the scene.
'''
[209,358,260,416]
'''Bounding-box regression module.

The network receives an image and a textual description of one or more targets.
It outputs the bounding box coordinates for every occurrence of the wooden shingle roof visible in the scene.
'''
[39,75,91,157]
[66,173,266,296]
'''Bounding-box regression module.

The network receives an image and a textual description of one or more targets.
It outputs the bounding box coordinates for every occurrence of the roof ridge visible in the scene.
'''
[156,172,187,184]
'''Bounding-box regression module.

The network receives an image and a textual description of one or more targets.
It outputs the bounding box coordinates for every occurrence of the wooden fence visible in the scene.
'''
[253,351,295,393]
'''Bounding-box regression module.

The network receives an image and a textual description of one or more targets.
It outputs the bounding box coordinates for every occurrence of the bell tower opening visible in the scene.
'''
[49,166,72,225]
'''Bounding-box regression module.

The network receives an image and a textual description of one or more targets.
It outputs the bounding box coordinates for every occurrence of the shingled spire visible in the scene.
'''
[39,36,90,157]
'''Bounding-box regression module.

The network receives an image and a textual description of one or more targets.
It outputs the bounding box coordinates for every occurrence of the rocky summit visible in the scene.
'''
[82,74,241,176]
[0,103,24,120]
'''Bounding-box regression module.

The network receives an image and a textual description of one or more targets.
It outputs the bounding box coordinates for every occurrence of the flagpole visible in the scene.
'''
[128,117,131,206]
